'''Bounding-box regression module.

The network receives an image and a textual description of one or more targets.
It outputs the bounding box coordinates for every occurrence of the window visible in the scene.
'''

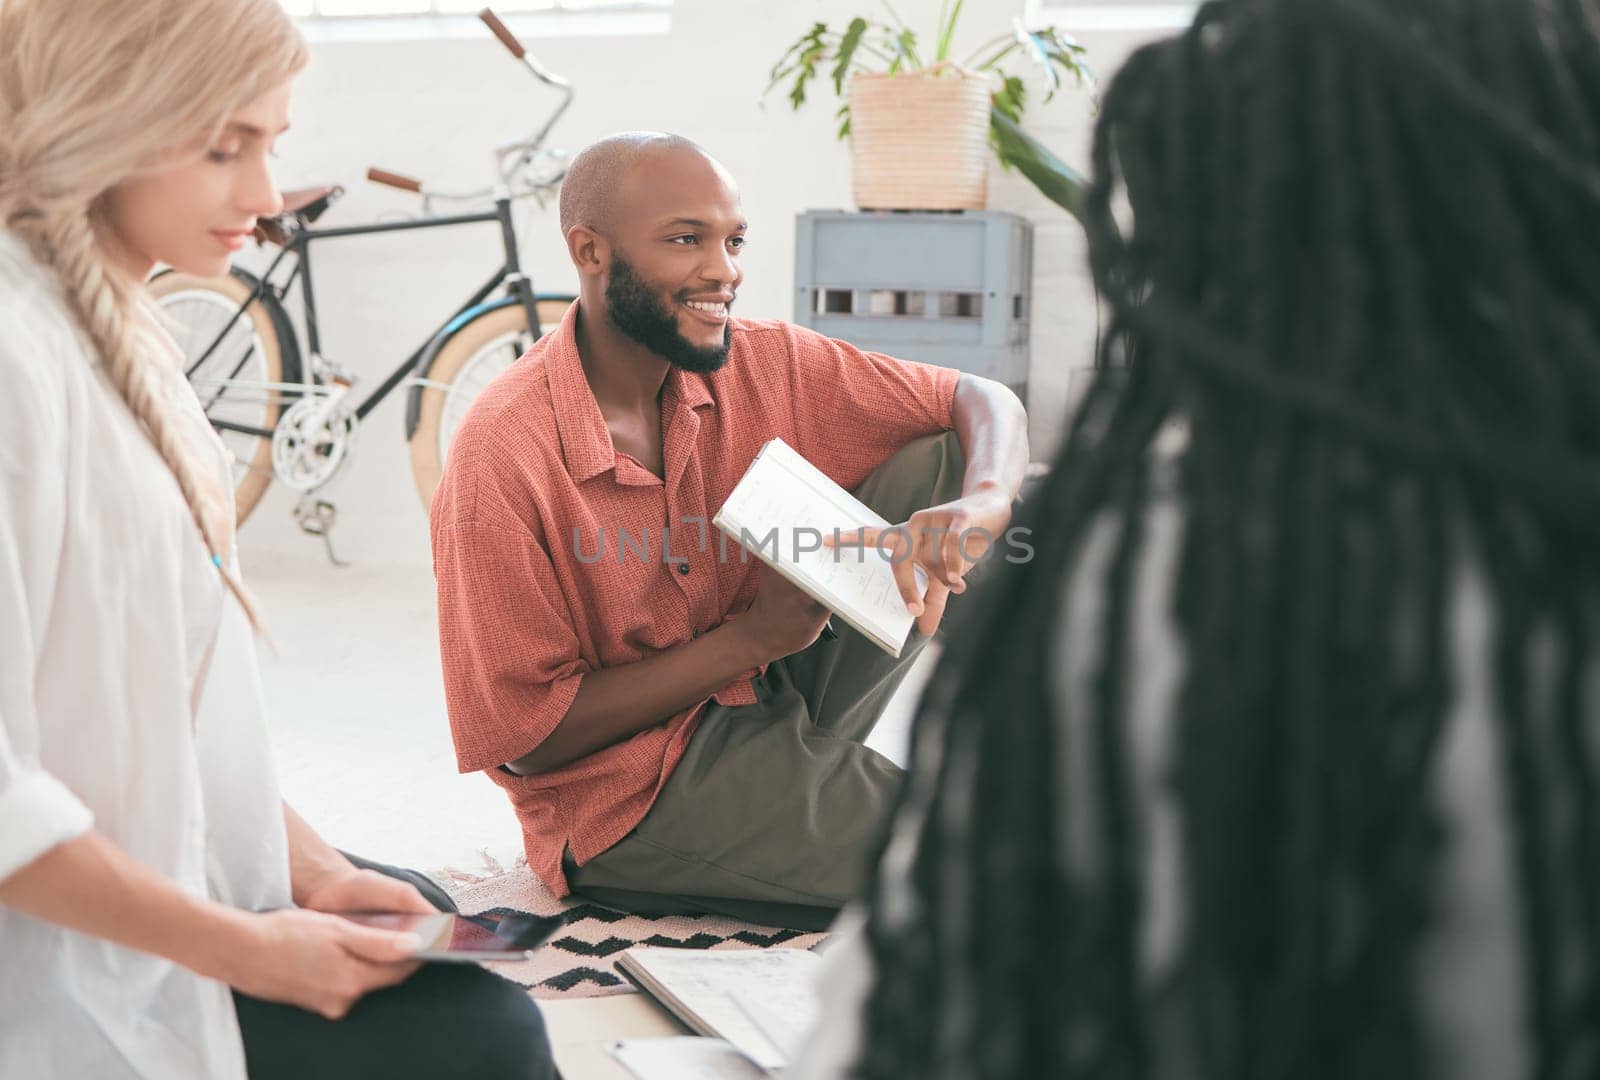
[281,0,666,18]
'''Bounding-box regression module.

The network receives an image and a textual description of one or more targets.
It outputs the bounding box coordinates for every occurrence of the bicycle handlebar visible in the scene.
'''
[366,10,572,200]
[367,167,423,193]
[479,7,572,89]
[478,7,525,59]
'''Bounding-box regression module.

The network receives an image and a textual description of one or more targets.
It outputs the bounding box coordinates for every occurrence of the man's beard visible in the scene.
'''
[604,254,732,374]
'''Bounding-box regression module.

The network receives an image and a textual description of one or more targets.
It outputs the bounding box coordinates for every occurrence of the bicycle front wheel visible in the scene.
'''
[408,297,571,513]
[149,269,301,525]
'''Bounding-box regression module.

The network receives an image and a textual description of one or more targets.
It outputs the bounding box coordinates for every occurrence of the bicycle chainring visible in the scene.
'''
[271,394,358,492]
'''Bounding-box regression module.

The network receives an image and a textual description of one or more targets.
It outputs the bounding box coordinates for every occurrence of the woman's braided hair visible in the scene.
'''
[0,0,306,629]
[855,0,1600,1076]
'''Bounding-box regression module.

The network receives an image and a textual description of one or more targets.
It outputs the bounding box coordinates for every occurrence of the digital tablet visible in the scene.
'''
[339,910,565,962]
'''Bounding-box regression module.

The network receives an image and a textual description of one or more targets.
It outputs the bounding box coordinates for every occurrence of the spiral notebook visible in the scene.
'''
[712,438,928,657]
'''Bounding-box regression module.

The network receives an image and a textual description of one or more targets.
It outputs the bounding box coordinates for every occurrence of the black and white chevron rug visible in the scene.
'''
[435,857,828,1000]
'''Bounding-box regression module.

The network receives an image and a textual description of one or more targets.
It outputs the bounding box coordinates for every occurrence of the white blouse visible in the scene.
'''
[0,230,292,1079]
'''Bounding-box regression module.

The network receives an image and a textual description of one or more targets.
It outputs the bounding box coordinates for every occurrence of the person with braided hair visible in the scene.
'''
[0,2,552,1077]
[793,0,1600,1077]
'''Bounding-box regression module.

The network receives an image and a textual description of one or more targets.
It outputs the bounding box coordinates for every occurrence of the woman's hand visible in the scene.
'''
[0,830,425,1023]
[298,867,436,916]
[281,802,433,916]
[213,907,424,1021]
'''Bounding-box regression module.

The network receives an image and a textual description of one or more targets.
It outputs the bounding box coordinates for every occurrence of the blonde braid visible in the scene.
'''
[0,0,306,638]
[23,207,267,633]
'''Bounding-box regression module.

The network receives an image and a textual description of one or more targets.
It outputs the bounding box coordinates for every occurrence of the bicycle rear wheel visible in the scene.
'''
[408,296,571,513]
[149,268,301,525]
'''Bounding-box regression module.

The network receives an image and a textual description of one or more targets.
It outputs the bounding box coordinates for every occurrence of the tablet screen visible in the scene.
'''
[340,910,563,960]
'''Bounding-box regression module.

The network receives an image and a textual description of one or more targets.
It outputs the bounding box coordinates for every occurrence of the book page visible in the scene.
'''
[610,1037,768,1080]
[733,993,813,1063]
[620,948,822,1071]
[715,439,927,654]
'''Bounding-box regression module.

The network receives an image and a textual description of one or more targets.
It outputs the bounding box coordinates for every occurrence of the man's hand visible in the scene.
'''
[825,487,1013,636]
[298,868,436,916]
[735,560,834,663]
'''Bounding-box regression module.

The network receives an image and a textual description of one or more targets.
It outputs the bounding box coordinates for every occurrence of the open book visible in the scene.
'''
[613,947,822,1072]
[713,438,928,657]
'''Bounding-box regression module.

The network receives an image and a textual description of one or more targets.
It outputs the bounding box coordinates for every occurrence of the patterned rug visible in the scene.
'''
[433,853,828,999]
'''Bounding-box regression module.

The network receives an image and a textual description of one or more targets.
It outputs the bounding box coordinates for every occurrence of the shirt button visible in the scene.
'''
[677,562,691,575]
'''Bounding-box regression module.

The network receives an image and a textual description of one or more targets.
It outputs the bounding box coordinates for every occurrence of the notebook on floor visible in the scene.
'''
[612,946,822,1072]
[712,437,928,657]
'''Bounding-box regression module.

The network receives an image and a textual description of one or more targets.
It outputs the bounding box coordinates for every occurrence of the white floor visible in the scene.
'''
[247,540,937,876]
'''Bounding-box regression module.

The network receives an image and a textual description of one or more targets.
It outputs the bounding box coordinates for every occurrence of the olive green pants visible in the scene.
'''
[566,431,970,931]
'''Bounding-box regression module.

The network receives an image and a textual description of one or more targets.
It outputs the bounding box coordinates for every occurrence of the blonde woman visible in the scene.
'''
[0,1,551,1076]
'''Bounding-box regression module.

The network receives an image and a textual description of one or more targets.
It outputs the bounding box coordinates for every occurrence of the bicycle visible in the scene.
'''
[150,8,574,563]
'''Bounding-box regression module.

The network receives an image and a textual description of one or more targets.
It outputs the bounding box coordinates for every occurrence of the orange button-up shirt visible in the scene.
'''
[431,300,960,895]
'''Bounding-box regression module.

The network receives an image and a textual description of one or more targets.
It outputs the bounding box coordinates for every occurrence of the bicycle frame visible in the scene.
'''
[189,191,543,440]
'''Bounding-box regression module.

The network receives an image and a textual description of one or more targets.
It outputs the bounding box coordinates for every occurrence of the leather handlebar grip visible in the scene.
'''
[479,8,526,59]
[366,167,423,193]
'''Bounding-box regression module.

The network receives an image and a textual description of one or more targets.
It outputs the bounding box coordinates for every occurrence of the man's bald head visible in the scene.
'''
[560,132,747,373]
[559,132,723,237]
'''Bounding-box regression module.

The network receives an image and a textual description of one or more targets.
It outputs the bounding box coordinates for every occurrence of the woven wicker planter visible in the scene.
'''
[848,64,993,211]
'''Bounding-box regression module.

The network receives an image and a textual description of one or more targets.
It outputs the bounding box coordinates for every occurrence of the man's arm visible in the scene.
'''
[504,622,761,775]
[514,375,1027,774]
[827,372,1029,635]
[505,564,829,775]
[951,372,1030,511]
[434,514,796,779]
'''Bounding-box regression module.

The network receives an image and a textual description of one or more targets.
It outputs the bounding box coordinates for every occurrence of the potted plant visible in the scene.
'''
[765,1,1094,219]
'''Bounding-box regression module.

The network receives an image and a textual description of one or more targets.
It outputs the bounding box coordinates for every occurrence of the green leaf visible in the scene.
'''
[993,75,1025,124]
[892,27,922,71]
[1019,26,1095,103]
[789,56,819,109]
[831,17,869,95]
[1018,27,1060,97]
[990,106,1086,222]
[785,23,831,110]
[935,0,964,63]
[968,38,1019,73]
[764,22,828,96]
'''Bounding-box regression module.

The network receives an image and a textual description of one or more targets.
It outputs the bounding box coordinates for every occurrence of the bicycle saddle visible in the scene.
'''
[282,184,342,218]
[252,184,345,246]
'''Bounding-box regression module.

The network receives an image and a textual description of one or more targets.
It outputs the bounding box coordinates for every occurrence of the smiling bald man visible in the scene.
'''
[431,132,1029,930]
